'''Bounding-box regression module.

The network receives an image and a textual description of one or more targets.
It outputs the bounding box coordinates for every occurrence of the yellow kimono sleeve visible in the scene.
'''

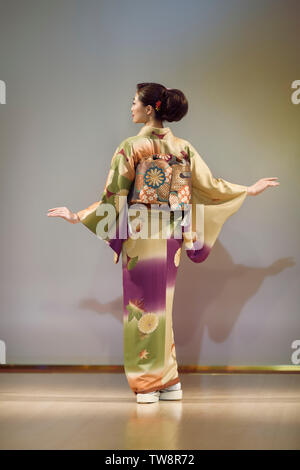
[183,142,248,263]
[77,138,135,264]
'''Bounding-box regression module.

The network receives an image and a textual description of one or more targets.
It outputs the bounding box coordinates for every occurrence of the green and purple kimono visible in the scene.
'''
[77,125,248,395]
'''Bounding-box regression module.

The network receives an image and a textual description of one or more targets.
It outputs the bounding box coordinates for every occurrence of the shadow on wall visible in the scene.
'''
[78,239,295,360]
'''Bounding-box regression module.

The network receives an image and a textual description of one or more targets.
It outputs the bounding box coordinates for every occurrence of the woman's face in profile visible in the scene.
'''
[131,92,150,124]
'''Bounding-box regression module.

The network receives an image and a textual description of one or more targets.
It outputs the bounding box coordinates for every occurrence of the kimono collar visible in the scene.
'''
[137,125,172,139]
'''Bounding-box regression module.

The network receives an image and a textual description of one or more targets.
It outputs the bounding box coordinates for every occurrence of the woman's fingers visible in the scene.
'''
[47,207,67,212]
[47,209,66,216]
[46,207,74,223]
[47,212,63,216]
[47,206,68,211]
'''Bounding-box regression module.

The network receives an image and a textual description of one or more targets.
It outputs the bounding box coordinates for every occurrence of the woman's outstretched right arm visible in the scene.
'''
[47,137,136,263]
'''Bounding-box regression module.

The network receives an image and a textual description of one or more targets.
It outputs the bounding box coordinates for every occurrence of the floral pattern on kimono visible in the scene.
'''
[77,125,248,264]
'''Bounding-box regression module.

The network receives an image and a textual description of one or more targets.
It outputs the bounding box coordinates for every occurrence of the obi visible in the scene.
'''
[128,153,192,210]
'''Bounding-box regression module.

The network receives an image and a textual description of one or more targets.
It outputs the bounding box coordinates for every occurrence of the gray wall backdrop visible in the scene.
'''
[0,0,299,365]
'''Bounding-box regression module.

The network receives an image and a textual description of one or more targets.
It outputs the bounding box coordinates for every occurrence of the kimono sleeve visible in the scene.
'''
[76,138,135,264]
[182,141,248,263]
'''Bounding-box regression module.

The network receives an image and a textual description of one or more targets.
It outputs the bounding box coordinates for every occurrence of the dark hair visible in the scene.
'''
[136,82,188,122]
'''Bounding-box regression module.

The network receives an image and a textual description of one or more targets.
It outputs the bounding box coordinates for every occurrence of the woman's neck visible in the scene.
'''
[144,120,164,128]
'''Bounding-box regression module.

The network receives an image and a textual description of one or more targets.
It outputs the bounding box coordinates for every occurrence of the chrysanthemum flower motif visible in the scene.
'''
[144,166,166,188]
[174,247,181,267]
[139,186,158,203]
[155,153,173,162]
[165,166,172,183]
[137,313,159,334]
[139,349,150,360]
[178,185,191,203]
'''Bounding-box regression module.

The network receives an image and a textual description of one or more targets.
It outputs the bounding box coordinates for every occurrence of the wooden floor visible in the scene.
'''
[0,373,299,450]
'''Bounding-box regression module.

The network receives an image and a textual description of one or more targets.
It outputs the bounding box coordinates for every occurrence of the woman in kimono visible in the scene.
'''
[47,82,279,403]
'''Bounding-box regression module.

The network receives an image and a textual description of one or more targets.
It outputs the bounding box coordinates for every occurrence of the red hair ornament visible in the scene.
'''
[155,100,161,111]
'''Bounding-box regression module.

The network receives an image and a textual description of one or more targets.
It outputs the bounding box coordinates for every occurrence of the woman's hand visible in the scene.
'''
[47,207,80,224]
[247,177,280,196]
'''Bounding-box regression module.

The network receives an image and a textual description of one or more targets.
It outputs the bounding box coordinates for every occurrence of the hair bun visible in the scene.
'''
[136,82,188,122]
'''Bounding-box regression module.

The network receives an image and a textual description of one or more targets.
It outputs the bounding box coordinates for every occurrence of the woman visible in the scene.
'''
[47,82,279,403]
